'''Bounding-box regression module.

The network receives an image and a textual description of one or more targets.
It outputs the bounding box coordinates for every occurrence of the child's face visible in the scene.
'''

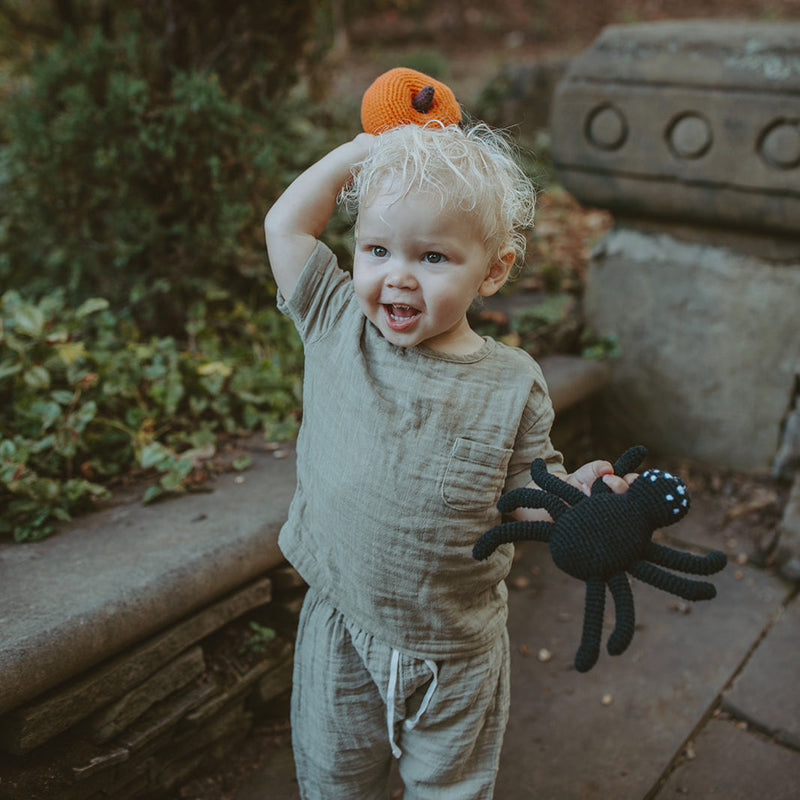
[352,188,508,354]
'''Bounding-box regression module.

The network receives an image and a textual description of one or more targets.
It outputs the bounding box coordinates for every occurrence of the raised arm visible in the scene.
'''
[264,133,374,300]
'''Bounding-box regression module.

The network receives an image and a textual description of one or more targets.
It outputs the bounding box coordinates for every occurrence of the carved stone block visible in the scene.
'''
[551,21,800,235]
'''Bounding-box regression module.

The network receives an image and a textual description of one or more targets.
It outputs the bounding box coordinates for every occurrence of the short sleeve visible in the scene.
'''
[277,241,355,344]
[504,380,563,492]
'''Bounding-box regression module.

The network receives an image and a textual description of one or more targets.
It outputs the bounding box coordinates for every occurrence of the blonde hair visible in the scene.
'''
[340,122,536,267]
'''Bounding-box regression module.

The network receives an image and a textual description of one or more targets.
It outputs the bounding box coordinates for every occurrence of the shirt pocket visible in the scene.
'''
[441,437,514,512]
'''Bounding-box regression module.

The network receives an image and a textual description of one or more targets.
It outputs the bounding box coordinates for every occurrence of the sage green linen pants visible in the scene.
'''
[291,589,510,799]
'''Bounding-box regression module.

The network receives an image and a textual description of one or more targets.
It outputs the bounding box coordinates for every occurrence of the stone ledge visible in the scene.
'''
[0,354,606,720]
[0,578,272,754]
[0,445,296,715]
[0,583,300,799]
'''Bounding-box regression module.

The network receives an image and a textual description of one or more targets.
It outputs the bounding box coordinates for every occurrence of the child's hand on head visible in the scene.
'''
[350,132,376,164]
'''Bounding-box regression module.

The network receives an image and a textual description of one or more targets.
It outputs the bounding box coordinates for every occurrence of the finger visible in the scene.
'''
[588,459,614,476]
[602,474,632,494]
[572,460,613,486]
[563,473,589,495]
[623,472,639,485]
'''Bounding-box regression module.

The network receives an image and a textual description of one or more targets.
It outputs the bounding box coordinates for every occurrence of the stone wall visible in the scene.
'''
[584,229,800,470]
[0,571,304,800]
[549,21,800,472]
[0,443,300,800]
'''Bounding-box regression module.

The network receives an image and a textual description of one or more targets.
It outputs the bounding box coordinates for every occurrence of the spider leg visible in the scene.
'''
[629,561,717,601]
[613,445,647,477]
[529,459,584,506]
[575,577,606,672]
[590,445,648,494]
[645,542,727,575]
[472,520,551,561]
[606,573,635,656]
[497,487,567,520]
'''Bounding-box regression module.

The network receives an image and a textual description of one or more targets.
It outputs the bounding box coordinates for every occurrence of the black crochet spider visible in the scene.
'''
[473,446,727,672]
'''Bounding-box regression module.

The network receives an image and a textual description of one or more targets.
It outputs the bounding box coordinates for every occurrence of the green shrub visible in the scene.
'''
[0,287,303,542]
[0,1,357,541]
[0,25,311,324]
[1,1,317,109]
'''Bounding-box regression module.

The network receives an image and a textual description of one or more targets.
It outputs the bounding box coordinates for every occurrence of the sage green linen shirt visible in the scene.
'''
[277,241,563,659]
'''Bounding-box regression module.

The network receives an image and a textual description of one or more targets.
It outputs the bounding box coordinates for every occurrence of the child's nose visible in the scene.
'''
[386,262,418,289]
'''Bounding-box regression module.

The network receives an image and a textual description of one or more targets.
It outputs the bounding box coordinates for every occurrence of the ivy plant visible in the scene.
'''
[0,288,303,542]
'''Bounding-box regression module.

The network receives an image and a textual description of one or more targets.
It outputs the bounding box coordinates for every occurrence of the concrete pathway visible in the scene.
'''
[234,490,799,800]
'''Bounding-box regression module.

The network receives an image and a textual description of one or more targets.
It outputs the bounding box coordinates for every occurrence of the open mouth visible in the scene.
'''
[383,304,421,332]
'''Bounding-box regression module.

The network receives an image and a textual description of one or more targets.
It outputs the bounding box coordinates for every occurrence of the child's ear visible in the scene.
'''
[478,247,516,297]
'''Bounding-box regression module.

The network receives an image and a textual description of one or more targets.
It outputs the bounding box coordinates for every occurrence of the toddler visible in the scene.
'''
[264,122,629,799]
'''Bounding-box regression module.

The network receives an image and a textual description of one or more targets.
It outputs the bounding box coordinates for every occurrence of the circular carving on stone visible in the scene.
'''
[667,112,712,159]
[585,104,628,151]
[758,120,800,170]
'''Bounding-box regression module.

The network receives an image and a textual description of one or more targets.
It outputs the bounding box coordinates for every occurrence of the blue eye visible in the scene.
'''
[423,252,446,264]
[370,246,388,258]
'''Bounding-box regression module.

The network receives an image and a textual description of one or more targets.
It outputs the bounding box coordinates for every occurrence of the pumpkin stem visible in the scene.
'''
[412,85,435,113]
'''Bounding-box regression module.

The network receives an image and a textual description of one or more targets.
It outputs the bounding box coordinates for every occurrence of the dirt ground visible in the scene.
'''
[177,2,798,797]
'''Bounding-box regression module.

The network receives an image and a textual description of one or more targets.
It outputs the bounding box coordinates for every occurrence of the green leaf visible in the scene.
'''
[51,389,76,406]
[76,299,109,320]
[70,400,98,432]
[232,454,252,471]
[142,485,164,505]
[13,304,45,338]
[0,440,14,458]
[0,360,22,381]
[159,467,189,492]
[30,400,61,431]
[139,442,170,469]
[24,365,51,391]
[56,342,87,364]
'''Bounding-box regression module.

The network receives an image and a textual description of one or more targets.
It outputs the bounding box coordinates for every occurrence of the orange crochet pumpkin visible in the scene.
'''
[360,67,462,135]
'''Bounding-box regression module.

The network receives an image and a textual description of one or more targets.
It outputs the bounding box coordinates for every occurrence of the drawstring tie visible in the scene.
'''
[386,648,439,759]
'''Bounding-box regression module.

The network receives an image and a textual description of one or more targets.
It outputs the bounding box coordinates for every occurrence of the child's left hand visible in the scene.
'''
[513,461,636,522]
[565,460,638,497]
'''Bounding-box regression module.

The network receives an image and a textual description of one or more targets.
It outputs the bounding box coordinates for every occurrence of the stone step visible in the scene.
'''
[0,444,294,717]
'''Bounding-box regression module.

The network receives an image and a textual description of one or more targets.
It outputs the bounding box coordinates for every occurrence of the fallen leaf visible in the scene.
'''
[510,575,531,590]
[724,487,778,520]
[184,443,216,469]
